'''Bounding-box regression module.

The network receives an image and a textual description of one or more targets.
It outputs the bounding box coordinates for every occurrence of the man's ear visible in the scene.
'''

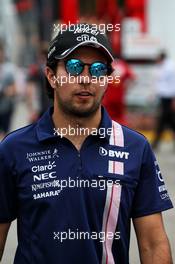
[45,66,57,88]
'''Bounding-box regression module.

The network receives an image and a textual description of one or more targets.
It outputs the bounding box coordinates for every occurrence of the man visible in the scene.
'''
[0,24,173,263]
[152,51,175,150]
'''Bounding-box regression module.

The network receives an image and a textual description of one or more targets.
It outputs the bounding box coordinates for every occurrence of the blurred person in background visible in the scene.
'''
[103,56,135,125]
[152,52,175,150]
[0,41,16,140]
[26,44,51,123]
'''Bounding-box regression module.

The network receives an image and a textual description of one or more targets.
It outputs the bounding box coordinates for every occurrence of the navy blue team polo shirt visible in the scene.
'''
[0,106,173,264]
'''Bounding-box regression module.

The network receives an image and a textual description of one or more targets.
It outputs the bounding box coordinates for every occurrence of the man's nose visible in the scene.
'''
[79,65,91,84]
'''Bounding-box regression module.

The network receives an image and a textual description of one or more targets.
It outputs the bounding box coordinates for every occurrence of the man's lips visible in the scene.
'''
[74,91,93,97]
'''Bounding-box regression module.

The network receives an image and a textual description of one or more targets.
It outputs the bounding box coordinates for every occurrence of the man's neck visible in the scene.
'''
[52,104,102,151]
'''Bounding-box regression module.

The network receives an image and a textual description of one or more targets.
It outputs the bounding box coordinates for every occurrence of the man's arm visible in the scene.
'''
[133,213,173,264]
[0,223,11,261]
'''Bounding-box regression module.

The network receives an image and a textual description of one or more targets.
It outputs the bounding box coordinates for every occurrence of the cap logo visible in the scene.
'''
[48,46,56,58]
[74,27,99,36]
[77,34,98,43]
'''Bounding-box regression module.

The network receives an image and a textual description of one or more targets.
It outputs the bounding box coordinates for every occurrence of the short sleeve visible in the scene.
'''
[0,144,17,222]
[131,140,173,218]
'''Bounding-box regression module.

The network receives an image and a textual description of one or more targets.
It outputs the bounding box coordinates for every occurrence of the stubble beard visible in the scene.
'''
[55,91,103,118]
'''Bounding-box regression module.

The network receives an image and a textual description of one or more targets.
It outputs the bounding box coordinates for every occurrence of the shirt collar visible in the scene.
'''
[96,106,112,141]
[36,106,112,142]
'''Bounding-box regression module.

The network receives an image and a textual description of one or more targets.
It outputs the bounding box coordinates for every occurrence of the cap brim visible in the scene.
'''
[54,41,114,62]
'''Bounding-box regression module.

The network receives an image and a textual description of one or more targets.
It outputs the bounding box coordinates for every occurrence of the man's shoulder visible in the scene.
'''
[1,123,37,149]
[111,119,146,139]
[122,124,146,139]
[115,121,148,146]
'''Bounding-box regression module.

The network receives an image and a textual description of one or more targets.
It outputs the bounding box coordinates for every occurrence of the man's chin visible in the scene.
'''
[70,108,98,118]
[66,104,100,118]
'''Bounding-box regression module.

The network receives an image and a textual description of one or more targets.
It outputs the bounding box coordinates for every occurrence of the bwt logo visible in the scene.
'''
[33,172,57,182]
[156,169,164,183]
[99,147,129,160]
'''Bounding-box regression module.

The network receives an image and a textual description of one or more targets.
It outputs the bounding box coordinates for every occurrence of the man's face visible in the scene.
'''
[52,46,109,118]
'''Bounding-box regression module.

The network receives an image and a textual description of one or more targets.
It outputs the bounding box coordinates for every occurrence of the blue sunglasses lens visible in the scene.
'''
[90,62,108,77]
[65,59,109,77]
[65,59,83,76]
